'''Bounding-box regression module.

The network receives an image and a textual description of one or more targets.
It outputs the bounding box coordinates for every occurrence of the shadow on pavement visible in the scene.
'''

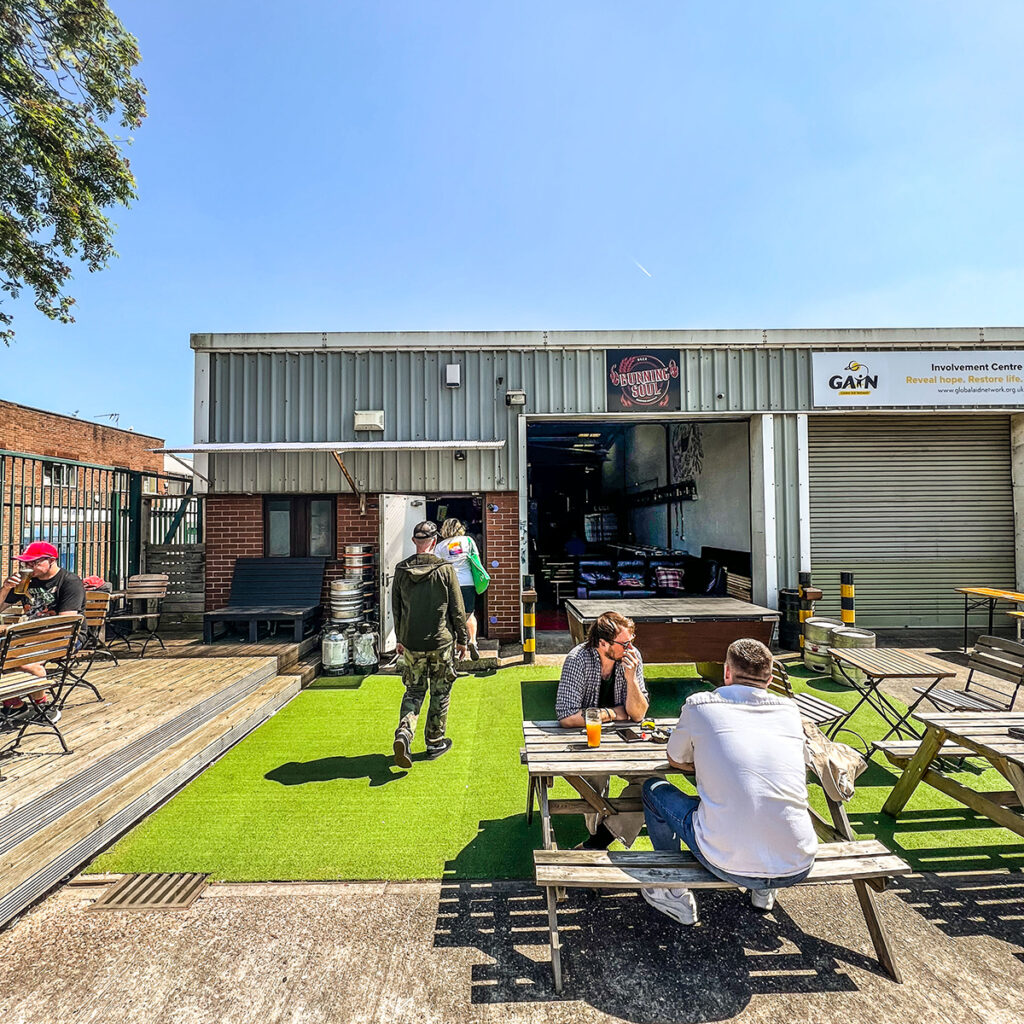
[434,881,875,1022]
[264,754,407,787]
[890,871,1024,956]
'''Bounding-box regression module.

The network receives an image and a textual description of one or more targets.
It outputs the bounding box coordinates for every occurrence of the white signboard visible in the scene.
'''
[812,351,1024,407]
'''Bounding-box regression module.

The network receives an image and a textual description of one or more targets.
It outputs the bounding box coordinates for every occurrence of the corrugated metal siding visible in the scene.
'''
[206,348,815,492]
[809,415,1015,628]
[773,414,802,590]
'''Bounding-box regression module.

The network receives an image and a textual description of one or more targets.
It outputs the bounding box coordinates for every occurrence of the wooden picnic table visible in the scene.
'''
[522,718,681,852]
[955,586,1024,652]
[828,647,956,746]
[881,711,1024,836]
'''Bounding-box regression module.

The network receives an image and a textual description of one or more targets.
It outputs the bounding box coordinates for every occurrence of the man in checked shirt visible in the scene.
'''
[556,610,650,848]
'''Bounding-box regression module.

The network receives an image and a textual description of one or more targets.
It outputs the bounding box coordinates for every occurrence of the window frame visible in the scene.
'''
[263,495,336,558]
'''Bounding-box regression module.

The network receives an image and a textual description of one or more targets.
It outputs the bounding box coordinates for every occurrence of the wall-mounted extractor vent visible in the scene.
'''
[354,410,385,431]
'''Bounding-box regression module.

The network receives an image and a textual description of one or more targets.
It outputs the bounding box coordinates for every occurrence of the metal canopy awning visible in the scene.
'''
[150,440,506,515]
[150,440,505,454]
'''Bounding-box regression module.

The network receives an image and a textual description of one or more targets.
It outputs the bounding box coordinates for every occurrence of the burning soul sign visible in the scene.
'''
[606,350,681,412]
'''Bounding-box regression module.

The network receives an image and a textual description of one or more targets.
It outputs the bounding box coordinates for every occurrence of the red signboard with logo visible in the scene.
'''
[606,350,681,412]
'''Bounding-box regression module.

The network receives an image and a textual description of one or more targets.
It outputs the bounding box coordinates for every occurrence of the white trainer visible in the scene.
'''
[641,886,698,925]
[750,887,776,912]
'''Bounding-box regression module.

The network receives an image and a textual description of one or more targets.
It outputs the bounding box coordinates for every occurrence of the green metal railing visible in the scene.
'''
[0,451,199,588]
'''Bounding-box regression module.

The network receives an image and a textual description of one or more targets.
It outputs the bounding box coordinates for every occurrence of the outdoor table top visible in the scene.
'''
[565,597,779,621]
[913,710,1024,768]
[829,647,957,679]
[955,586,1024,603]
[522,718,681,777]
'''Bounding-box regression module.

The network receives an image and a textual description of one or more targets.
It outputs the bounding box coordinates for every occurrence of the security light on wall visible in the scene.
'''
[353,410,385,431]
[445,363,461,388]
[505,390,527,406]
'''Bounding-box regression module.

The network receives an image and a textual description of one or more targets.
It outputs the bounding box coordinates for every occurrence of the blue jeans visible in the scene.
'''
[641,778,812,892]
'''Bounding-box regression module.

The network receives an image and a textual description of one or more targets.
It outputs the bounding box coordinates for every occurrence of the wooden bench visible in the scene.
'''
[203,557,327,644]
[535,838,911,993]
[873,738,978,773]
[912,635,1024,713]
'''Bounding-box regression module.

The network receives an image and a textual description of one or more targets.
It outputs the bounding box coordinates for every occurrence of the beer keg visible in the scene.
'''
[802,617,843,673]
[829,628,876,686]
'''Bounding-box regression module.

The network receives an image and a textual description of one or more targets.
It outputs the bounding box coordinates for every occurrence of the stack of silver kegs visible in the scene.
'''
[329,543,377,627]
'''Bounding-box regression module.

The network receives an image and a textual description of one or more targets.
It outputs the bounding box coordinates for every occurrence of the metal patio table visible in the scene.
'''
[956,587,1024,652]
[881,710,1024,835]
[828,648,956,747]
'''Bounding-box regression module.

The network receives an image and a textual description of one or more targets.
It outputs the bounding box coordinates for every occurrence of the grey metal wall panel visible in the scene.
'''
[205,347,820,492]
[809,415,1015,628]
[773,414,802,590]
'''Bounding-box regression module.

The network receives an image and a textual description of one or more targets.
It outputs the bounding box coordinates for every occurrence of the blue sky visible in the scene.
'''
[4,1,1024,442]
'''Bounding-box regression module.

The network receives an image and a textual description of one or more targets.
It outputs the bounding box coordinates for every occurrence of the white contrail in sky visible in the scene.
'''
[631,257,653,278]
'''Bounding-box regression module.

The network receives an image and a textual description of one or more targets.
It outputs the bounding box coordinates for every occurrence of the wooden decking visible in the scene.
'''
[0,636,319,929]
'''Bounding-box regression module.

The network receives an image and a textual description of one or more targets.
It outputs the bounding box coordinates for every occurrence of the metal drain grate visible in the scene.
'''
[89,873,209,911]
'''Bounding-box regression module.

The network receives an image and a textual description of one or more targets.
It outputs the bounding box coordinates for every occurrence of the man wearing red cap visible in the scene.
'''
[1,541,86,723]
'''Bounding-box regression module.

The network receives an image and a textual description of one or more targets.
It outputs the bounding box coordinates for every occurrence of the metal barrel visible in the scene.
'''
[803,616,843,672]
[778,589,801,650]
[330,578,364,620]
[830,627,876,685]
[797,572,815,649]
[840,571,856,627]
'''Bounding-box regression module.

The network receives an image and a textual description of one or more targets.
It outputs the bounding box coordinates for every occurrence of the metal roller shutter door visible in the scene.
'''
[809,415,1015,629]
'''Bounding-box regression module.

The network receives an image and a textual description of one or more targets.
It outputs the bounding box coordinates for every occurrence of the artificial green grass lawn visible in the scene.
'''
[88,662,1024,881]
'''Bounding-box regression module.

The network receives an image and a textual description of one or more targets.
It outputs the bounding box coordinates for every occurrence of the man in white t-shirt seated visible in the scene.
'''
[640,638,817,925]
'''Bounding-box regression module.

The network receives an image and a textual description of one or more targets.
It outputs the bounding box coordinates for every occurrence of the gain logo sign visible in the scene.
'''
[606,349,681,412]
[829,360,879,394]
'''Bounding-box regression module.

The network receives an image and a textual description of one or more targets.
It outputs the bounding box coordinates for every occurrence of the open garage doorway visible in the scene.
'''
[526,418,755,648]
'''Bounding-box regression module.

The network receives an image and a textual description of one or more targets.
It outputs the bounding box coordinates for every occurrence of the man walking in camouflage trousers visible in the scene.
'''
[392,520,468,768]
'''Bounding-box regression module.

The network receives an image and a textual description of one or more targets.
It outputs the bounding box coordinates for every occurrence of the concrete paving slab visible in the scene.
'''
[1,873,1022,1024]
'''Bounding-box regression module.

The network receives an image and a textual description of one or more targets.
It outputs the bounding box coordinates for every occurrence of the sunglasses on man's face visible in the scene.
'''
[607,637,635,650]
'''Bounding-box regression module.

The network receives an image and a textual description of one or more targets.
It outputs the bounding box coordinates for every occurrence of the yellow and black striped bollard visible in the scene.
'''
[522,575,537,665]
[840,572,855,626]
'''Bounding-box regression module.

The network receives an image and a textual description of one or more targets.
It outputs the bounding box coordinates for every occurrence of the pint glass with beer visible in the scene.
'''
[13,568,33,595]
[585,707,601,748]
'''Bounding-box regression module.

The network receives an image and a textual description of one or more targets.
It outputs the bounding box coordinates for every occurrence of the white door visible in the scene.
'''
[379,493,427,652]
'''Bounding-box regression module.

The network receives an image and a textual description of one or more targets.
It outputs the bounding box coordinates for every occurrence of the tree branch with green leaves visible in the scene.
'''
[0,0,146,344]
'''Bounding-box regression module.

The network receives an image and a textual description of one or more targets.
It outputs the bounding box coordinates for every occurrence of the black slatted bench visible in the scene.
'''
[203,557,326,644]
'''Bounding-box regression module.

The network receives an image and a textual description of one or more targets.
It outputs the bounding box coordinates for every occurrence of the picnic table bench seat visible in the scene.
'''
[203,558,327,644]
[535,841,911,993]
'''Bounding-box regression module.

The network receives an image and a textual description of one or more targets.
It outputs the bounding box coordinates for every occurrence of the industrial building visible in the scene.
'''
[167,328,1024,645]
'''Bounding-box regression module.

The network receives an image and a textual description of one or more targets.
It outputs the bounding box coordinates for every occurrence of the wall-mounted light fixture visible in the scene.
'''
[445,363,461,388]
[505,390,527,407]
[454,450,466,461]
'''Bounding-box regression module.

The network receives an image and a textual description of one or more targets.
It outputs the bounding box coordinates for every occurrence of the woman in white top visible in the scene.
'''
[436,518,481,660]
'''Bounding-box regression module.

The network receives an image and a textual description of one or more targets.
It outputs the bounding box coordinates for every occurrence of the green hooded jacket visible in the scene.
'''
[392,553,468,652]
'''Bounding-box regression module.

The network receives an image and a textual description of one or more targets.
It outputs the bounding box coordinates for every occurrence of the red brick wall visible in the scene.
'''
[204,495,264,609]
[483,491,521,641]
[0,401,164,474]
[204,493,382,610]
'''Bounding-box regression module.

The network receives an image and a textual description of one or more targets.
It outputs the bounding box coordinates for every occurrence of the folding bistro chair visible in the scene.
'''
[52,591,115,704]
[0,615,83,760]
[107,574,169,656]
[913,635,1024,714]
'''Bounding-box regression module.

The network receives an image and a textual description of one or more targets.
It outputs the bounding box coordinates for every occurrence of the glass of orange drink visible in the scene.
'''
[585,707,601,748]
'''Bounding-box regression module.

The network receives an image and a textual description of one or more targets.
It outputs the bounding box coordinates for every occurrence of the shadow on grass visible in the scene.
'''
[265,753,407,787]
[308,675,368,689]
[848,804,1024,873]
